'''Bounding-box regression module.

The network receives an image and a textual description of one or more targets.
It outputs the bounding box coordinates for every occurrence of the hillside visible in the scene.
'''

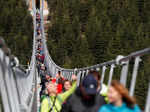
[0,0,33,65]
[46,0,150,68]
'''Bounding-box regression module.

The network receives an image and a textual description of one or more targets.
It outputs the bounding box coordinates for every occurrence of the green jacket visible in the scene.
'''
[100,84,109,103]
[41,81,77,112]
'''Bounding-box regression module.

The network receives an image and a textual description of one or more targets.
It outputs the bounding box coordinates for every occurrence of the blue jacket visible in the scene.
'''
[98,102,141,112]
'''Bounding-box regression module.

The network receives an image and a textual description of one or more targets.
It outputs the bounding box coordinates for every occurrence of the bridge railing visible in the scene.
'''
[0,42,37,112]
[0,0,38,111]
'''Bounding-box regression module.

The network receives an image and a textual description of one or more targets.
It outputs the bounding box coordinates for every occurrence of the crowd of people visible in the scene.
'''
[35,10,141,112]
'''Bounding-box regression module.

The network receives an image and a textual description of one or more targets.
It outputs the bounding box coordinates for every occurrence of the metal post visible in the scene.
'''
[108,64,115,86]
[65,71,68,79]
[81,71,85,80]
[66,71,68,79]
[129,56,141,96]
[145,82,150,112]
[101,66,106,84]
[120,60,129,87]
[70,72,73,81]
[63,71,67,79]
[69,72,71,80]
[76,71,81,86]
[86,69,89,76]
[66,71,68,80]
[68,72,70,80]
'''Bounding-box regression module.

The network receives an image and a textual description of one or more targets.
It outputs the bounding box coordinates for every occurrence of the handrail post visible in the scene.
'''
[77,71,81,86]
[86,69,89,76]
[81,71,85,80]
[129,56,141,96]
[120,60,129,87]
[101,66,106,84]
[145,82,150,112]
[108,64,115,86]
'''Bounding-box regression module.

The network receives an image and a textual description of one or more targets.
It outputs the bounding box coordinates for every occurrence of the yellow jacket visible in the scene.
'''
[41,81,77,112]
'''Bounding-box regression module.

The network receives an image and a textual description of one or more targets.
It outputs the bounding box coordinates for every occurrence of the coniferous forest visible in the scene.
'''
[46,0,150,108]
[0,0,33,65]
[0,0,150,109]
[47,0,150,68]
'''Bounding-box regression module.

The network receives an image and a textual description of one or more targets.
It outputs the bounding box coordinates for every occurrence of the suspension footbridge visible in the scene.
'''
[0,0,150,112]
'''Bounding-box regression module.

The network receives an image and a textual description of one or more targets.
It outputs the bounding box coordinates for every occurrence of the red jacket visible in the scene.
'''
[57,84,63,94]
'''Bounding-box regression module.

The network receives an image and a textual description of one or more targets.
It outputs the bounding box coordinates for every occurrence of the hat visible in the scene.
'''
[82,74,98,95]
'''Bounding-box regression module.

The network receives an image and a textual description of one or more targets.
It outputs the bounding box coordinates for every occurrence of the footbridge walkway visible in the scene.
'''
[0,0,150,112]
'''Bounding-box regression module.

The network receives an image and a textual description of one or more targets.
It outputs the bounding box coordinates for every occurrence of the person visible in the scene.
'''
[55,71,65,93]
[36,61,42,73]
[40,54,45,63]
[39,64,47,74]
[56,71,65,84]
[57,83,63,94]
[40,82,49,102]
[61,74,106,112]
[89,70,108,95]
[36,22,41,29]
[63,79,72,92]
[37,28,41,36]
[36,11,41,23]
[98,80,141,112]
[40,75,77,112]
[45,74,52,82]
[89,70,108,102]
[40,74,49,97]
[36,34,41,40]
